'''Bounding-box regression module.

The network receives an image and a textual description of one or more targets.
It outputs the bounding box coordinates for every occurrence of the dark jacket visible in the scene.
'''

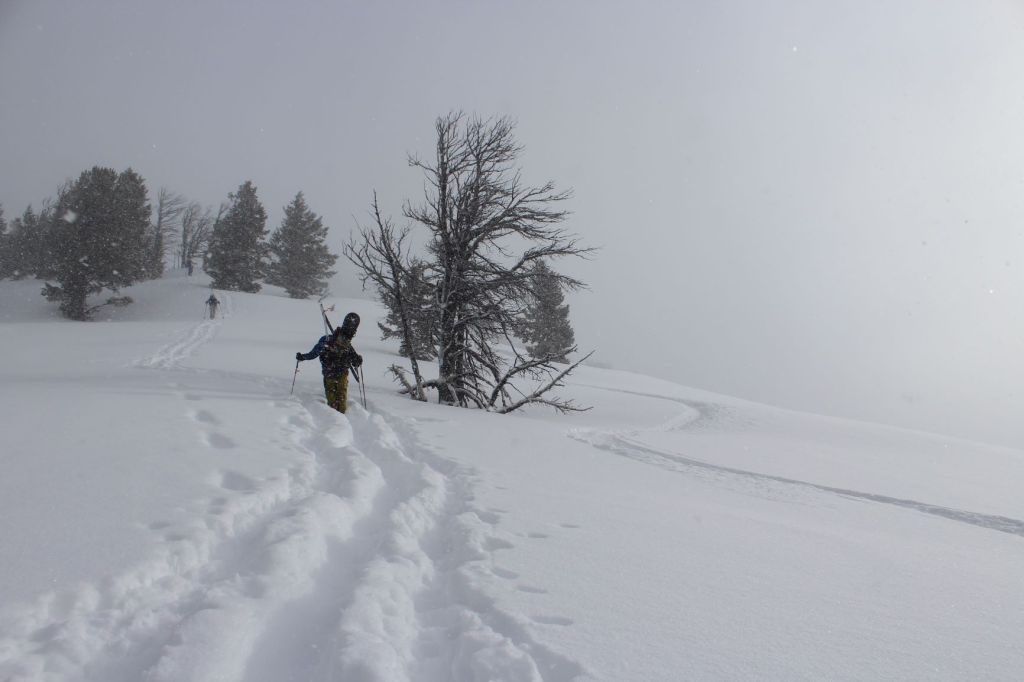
[300,334,361,377]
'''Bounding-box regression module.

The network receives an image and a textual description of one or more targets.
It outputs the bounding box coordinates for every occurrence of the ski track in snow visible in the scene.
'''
[134,293,232,370]
[570,388,1024,540]
[0,316,591,681]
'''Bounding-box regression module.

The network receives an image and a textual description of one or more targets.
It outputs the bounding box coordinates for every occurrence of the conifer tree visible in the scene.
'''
[26,204,57,279]
[5,207,31,279]
[1,205,39,280]
[0,204,8,279]
[205,181,268,292]
[378,257,438,360]
[266,192,337,298]
[41,167,151,319]
[519,260,576,363]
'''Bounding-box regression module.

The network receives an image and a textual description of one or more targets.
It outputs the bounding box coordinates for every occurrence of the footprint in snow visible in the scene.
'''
[287,413,310,428]
[485,537,514,551]
[532,615,574,626]
[190,409,220,425]
[527,532,549,539]
[218,470,256,491]
[475,510,502,525]
[204,432,236,449]
[560,523,581,529]
[491,567,519,580]
[517,585,548,594]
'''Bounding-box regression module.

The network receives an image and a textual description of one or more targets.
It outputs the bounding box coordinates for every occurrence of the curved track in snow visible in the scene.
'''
[570,388,1024,540]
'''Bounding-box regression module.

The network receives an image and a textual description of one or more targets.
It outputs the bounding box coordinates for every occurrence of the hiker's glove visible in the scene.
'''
[352,354,363,368]
[295,352,303,361]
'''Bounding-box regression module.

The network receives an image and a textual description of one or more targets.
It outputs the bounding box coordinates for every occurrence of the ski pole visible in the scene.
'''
[349,366,366,410]
[289,359,300,395]
[359,366,367,409]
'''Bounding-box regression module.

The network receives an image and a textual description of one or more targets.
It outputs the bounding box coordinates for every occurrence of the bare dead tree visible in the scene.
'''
[402,112,594,411]
[150,188,186,275]
[494,350,594,414]
[196,202,228,272]
[389,365,442,398]
[344,193,428,401]
[178,202,215,269]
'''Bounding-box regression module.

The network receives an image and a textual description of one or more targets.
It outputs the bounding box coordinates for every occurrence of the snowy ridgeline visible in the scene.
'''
[1,274,1023,681]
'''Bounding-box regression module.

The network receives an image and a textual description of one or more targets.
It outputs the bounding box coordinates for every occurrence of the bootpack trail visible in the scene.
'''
[0,304,591,682]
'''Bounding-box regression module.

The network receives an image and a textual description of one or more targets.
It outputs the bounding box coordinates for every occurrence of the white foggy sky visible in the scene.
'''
[3,0,1024,448]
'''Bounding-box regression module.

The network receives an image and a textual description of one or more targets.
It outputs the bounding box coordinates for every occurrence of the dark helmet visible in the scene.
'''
[339,312,360,337]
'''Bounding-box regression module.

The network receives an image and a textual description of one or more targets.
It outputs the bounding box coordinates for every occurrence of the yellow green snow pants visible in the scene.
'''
[324,374,349,413]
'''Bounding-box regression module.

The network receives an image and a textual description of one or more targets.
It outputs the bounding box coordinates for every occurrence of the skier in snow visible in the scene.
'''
[205,294,220,319]
[296,312,363,413]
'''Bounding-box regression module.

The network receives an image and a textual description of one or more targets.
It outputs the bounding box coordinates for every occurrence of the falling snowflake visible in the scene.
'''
[62,209,77,223]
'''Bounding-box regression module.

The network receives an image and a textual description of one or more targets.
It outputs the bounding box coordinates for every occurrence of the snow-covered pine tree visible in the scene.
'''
[378,257,437,360]
[205,181,268,292]
[265,192,337,298]
[41,167,151,319]
[519,260,575,363]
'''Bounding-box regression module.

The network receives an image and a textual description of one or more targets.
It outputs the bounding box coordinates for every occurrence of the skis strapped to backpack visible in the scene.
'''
[319,301,334,336]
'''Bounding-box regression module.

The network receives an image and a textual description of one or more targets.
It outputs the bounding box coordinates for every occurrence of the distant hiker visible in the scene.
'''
[187,261,194,276]
[296,312,362,413]
[206,294,220,319]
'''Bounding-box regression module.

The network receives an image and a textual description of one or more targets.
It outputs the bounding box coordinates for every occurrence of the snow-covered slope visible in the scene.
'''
[1,274,1022,681]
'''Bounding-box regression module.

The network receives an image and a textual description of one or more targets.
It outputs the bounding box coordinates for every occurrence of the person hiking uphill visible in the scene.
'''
[296,312,362,413]
[205,294,220,319]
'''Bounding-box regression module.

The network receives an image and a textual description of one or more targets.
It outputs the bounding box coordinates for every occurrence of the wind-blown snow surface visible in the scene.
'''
[1,274,1023,681]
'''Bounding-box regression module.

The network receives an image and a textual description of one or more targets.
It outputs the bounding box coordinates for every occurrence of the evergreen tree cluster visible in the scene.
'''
[2,169,340,318]
[0,203,55,281]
